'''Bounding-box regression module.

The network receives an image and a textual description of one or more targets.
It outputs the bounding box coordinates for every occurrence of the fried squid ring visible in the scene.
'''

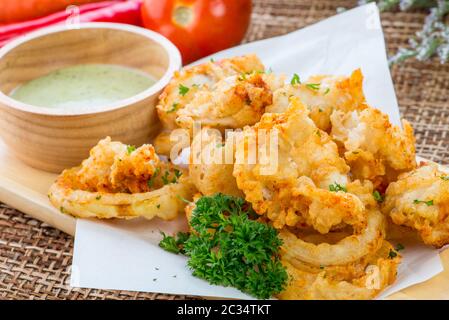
[383,162,449,248]
[48,137,196,220]
[233,99,365,231]
[278,240,400,300]
[280,209,385,267]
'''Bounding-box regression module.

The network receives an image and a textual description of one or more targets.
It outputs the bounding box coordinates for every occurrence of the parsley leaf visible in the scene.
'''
[161,170,170,185]
[159,231,190,254]
[159,194,288,299]
[395,243,405,251]
[306,83,320,90]
[126,145,136,154]
[179,84,189,96]
[290,73,301,85]
[324,88,330,95]
[441,176,449,181]
[329,182,347,193]
[147,167,160,188]
[373,190,384,203]
[413,199,434,206]
[167,103,179,113]
[388,249,398,259]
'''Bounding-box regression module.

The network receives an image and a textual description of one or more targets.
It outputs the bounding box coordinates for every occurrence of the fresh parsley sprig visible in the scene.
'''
[158,194,288,299]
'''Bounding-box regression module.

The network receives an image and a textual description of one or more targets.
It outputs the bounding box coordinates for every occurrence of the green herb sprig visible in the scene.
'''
[359,0,449,65]
[329,182,347,192]
[158,194,288,299]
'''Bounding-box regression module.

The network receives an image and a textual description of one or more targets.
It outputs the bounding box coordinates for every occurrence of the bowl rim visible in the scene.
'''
[0,22,182,116]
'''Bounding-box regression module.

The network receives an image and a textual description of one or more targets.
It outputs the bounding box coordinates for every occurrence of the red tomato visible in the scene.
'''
[141,0,252,64]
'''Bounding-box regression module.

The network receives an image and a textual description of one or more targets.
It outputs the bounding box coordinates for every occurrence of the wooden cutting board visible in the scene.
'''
[1,139,448,299]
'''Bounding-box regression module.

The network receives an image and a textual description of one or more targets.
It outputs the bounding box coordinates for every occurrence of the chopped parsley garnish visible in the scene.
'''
[147,167,160,188]
[395,243,405,251]
[159,231,190,254]
[179,84,189,96]
[441,176,449,181]
[126,145,136,154]
[290,73,301,85]
[158,194,288,299]
[324,88,330,95]
[388,249,398,259]
[413,199,434,206]
[167,102,179,113]
[315,130,321,137]
[373,190,384,203]
[216,143,225,148]
[306,83,320,90]
[95,195,102,200]
[329,182,347,193]
[156,204,161,209]
[238,73,247,81]
[161,170,170,185]
[210,58,215,63]
[174,169,182,180]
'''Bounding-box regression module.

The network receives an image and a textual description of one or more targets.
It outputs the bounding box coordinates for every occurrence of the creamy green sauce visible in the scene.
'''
[10,64,156,110]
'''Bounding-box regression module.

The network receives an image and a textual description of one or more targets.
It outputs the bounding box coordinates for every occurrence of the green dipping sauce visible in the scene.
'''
[10,64,156,110]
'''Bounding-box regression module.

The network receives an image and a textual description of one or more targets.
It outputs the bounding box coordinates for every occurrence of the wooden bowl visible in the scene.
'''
[0,23,181,173]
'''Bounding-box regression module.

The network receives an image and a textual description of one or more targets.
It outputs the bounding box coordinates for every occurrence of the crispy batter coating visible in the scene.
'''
[383,163,449,248]
[233,98,358,230]
[331,107,416,187]
[48,137,196,220]
[176,72,274,130]
[189,128,243,197]
[278,240,400,300]
[280,209,385,267]
[267,69,366,131]
[156,54,265,130]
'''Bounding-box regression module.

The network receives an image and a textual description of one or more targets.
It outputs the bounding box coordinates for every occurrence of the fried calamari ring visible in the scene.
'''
[189,128,243,197]
[278,240,400,300]
[383,162,449,248]
[233,98,360,230]
[176,72,274,131]
[330,107,416,187]
[279,209,385,267]
[267,69,366,131]
[48,137,196,220]
[156,54,265,130]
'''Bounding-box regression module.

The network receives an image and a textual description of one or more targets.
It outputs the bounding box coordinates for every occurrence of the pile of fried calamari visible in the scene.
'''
[49,54,449,300]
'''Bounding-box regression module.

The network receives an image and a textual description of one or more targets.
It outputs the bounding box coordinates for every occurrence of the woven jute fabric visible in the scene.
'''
[1,0,448,300]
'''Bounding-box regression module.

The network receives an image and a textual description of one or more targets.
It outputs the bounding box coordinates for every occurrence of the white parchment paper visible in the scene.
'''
[71,3,443,299]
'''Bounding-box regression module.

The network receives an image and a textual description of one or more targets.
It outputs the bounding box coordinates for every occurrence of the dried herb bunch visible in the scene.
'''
[360,0,449,64]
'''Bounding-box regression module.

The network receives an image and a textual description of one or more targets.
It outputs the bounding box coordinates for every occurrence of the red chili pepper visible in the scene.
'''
[0,1,143,47]
[77,0,142,25]
[0,1,118,40]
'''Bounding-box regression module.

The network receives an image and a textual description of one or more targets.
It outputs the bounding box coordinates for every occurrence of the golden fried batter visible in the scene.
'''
[278,240,400,300]
[233,98,360,230]
[156,54,265,130]
[383,163,449,248]
[267,69,366,131]
[189,128,243,197]
[48,137,196,220]
[176,72,274,130]
[331,107,416,187]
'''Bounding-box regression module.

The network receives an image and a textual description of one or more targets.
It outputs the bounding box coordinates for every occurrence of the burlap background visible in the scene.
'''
[1,0,448,299]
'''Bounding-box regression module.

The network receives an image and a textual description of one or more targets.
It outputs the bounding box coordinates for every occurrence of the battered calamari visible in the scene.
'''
[266,69,367,131]
[383,163,449,248]
[48,137,196,220]
[331,107,416,187]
